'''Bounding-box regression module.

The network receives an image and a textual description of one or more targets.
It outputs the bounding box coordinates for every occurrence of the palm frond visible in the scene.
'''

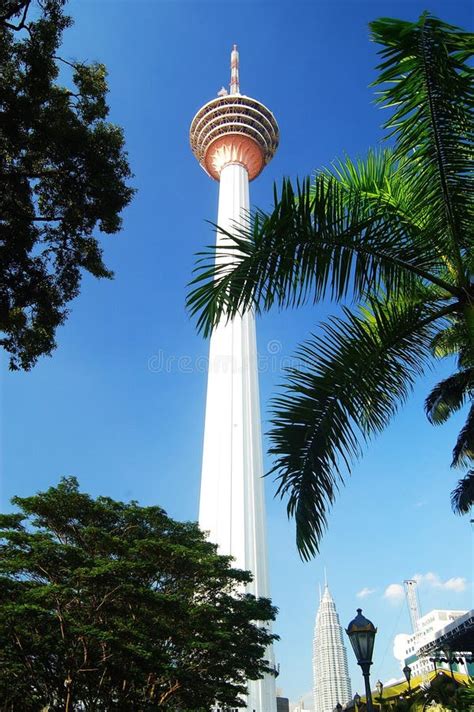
[451,469,474,514]
[430,318,472,367]
[187,173,455,337]
[425,368,473,424]
[452,403,474,467]
[370,14,474,273]
[324,149,425,229]
[269,299,452,559]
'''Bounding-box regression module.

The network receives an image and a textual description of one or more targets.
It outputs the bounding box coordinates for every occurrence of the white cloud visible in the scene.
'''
[444,577,466,592]
[413,572,466,592]
[393,633,409,661]
[357,587,376,598]
[384,583,405,603]
[413,571,438,586]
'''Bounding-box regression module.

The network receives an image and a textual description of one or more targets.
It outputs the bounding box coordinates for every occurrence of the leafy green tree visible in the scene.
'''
[0,478,277,710]
[188,14,474,558]
[452,681,474,711]
[0,0,134,370]
[380,675,471,712]
[416,672,468,711]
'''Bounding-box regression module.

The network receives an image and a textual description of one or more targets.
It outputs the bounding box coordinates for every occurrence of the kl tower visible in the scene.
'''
[190,46,279,712]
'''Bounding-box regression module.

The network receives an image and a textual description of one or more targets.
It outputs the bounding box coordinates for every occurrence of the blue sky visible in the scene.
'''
[2,0,473,704]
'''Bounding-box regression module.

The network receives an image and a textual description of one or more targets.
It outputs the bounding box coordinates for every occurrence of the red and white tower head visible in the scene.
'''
[190,46,279,181]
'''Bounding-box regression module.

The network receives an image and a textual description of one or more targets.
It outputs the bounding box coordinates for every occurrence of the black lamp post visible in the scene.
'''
[403,664,412,694]
[346,609,377,712]
[376,679,383,705]
[353,693,361,711]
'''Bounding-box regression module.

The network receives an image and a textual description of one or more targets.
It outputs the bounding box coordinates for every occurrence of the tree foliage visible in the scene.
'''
[0,0,134,370]
[413,673,471,712]
[450,469,474,515]
[187,14,474,558]
[0,478,277,710]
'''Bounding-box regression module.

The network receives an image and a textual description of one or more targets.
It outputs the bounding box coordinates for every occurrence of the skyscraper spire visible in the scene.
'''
[230,44,240,94]
[313,584,352,712]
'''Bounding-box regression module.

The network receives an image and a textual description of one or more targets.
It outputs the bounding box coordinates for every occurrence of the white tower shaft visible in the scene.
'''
[199,162,276,712]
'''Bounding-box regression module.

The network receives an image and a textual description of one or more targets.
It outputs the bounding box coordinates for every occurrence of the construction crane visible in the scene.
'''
[404,579,422,633]
[404,579,433,686]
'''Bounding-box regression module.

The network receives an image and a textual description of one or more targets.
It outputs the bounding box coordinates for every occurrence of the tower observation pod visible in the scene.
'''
[190,47,279,712]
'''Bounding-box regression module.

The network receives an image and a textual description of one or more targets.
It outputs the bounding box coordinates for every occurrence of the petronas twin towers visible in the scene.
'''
[313,585,352,712]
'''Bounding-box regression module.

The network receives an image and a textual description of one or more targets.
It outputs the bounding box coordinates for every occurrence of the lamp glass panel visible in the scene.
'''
[349,630,375,663]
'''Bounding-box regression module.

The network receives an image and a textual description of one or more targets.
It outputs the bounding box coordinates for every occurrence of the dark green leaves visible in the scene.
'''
[451,470,474,514]
[370,14,474,273]
[0,478,277,709]
[452,404,474,467]
[0,1,134,369]
[425,369,474,425]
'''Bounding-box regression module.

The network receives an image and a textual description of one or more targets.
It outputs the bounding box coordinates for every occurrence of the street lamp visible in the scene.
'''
[376,679,383,704]
[353,693,361,712]
[403,664,412,694]
[346,609,377,712]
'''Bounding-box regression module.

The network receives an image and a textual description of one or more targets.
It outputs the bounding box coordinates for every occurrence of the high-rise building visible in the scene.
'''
[276,697,290,712]
[189,46,279,712]
[313,585,352,712]
[394,608,473,678]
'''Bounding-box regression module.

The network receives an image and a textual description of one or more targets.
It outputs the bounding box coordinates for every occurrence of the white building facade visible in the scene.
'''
[189,47,279,712]
[395,609,470,678]
[313,585,352,712]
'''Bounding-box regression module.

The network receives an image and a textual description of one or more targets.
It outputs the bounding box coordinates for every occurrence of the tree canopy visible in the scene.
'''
[188,14,474,558]
[0,0,134,370]
[0,478,277,710]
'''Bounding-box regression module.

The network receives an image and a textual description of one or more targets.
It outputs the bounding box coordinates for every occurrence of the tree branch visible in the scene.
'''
[53,55,87,71]
[95,585,123,612]
[1,0,31,31]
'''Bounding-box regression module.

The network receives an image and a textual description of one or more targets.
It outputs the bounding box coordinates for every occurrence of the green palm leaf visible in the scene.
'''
[452,404,474,467]
[370,14,474,272]
[425,368,473,424]
[431,319,472,366]
[188,165,457,337]
[451,470,474,514]
[269,299,453,559]
[324,149,422,228]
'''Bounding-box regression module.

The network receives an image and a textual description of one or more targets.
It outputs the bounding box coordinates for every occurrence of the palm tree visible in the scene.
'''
[187,14,474,559]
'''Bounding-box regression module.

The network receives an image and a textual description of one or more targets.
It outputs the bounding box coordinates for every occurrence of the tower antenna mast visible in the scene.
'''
[230,44,240,94]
